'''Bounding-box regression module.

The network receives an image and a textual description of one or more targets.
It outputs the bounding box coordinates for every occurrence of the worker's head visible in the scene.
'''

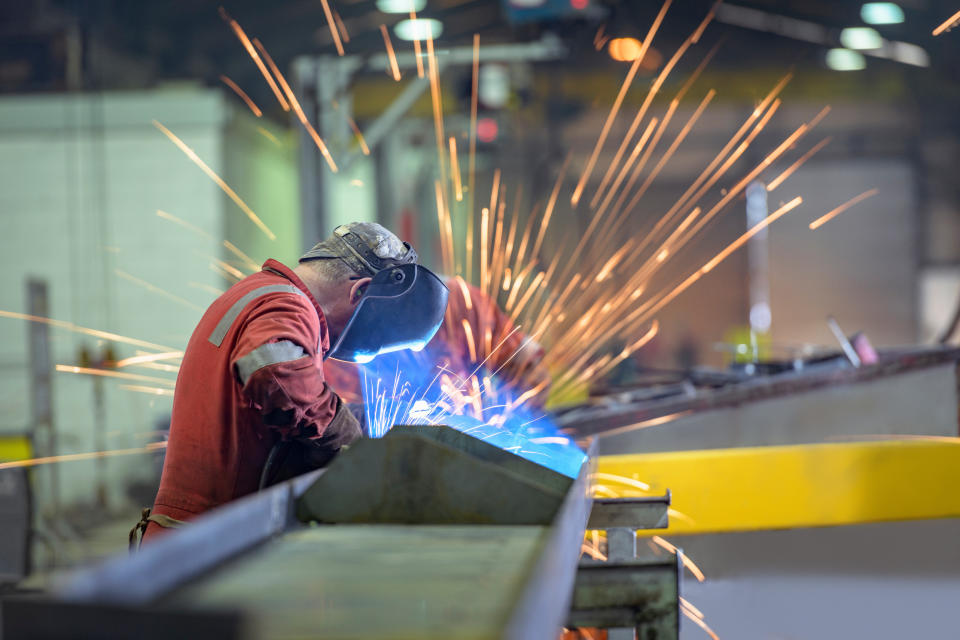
[296,222,449,363]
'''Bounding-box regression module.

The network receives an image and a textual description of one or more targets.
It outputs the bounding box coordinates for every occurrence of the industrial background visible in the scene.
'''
[2,0,960,638]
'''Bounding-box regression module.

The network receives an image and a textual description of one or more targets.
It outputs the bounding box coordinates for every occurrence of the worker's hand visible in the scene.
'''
[346,402,368,437]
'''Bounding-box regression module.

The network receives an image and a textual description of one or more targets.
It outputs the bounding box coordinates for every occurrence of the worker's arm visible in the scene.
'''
[230,293,362,450]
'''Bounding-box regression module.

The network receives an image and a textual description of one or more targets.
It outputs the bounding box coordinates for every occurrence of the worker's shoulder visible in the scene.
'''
[209,270,315,319]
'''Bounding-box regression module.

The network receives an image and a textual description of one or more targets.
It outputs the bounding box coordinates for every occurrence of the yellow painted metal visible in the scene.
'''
[0,435,32,462]
[597,439,960,535]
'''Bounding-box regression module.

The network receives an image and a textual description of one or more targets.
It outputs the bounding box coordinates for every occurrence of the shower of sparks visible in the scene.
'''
[426,32,448,216]
[118,384,176,397]
[570,0,672,206]
[221,10,290,111]
[0,310,177,352]
[55,364,176,387]
[808,188,879,230]
[156,209,213,241]
[253,38,339,173]
[115,269,204,312]
[0,442,168,471]
[153,120,278,240]
[380,24,402,81]
[933,9,960,35]
[319,0,345,55]
[115,351,184,368]
[766,136,832,191]
[219,75,263,117]
[651,535,707,582]
[450,136,464,201]
[347,117,371,155]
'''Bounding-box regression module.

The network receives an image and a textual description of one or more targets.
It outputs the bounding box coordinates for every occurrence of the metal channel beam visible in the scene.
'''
[504,440,596,640]
[52,469,323,604]
[568,556,681,636]
[588,493,671,531]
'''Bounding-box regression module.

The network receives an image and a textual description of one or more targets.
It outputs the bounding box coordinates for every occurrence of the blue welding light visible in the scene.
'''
[359,348,586,477]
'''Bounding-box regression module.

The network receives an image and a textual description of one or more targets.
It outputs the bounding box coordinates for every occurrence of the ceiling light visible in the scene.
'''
[840,27,883,50]
[608,37,643,62]
[826,48,866,71]
[376,0,426,12]
[860,3,904,25]
[394,18,442,41]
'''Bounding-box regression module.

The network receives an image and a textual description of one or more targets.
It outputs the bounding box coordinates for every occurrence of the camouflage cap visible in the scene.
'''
[299,222,418,278]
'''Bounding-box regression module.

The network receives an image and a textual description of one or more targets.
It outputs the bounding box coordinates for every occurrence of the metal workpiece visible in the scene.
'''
[296,425,573,526]
[568,556,681,637]
[4,427,593,640]
[588,493,671,531]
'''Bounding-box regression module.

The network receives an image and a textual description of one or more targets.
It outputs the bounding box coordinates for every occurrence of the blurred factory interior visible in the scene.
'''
[2,0,960,638]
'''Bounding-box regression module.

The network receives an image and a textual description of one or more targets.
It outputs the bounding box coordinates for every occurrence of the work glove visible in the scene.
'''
[346,402,368,437]
[259,398,362,488]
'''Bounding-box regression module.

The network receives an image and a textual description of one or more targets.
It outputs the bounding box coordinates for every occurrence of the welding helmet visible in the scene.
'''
[300,223,449,363]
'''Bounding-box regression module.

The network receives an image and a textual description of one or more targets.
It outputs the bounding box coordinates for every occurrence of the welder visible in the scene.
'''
[132,222,447,546]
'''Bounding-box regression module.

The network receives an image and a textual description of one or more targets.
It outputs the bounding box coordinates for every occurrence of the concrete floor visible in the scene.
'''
[672,518,960,640]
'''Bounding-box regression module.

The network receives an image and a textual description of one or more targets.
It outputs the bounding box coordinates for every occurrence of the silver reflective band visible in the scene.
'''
[208,285,308,347]
[235,340,307,385]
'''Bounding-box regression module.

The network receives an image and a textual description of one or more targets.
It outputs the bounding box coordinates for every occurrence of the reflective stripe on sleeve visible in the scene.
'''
[235,340,307,385]
[208,284,308,347]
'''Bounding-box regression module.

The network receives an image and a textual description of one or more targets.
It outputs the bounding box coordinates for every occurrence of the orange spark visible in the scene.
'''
[153,120,277,239]
[531,155,570,259]
[465,33,480,282]
[651,536,706,582]
[253,39,338,173]
[0,310,176,352]
[702,197,802,273]
[0,442,168,471]
[449,136,463,201]
[222,240,260,272]
[380,24,402,81]
[347,117,371,155]
[115,352,183,368]
[571,0,673,206]
[425,33,448,211]
[56,364,176,387]
[219,75,262,117]
[683,609,720,640]
[256,126,281,146]
[809,188,878,230]
[119,384,176,397]
[590,472,651,491]
[597,411,692,438]
[766,137,832,191]
[680,597,705,620]
[156,209,213,241]
[333,9,350,43]
[319,0,345,55]
[114,270,203,311]
[221,12,290,111]
[454,276,474,311]
[411,11,425,78]
[933,9,960,35]
[461,319,478,363]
